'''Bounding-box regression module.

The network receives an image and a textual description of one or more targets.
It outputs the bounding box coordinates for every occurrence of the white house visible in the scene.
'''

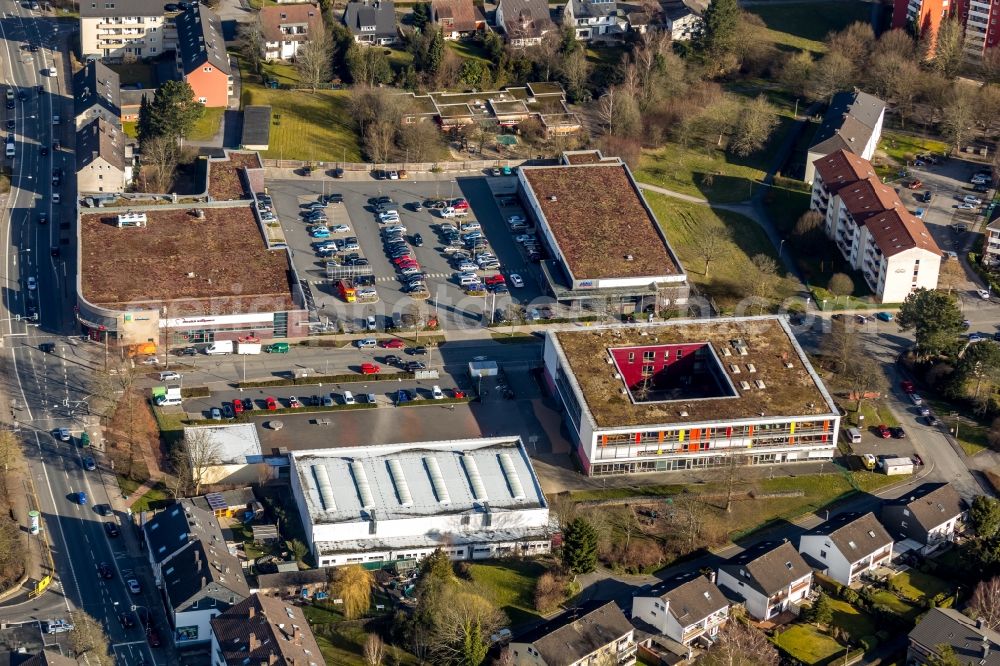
[289,438,555,568]
[798,512,893,587]
[716,541,813,621]
[811,149,940,303]
[562,0,629,40]
[631,574,729,647]
[661,0,703,40]
[881,483,965,554]
[510,601,637,666]
[260,4,323,61]
[804,90,885,185]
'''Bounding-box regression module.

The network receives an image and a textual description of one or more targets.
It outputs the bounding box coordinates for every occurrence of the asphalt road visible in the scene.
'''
[0,2,160,663]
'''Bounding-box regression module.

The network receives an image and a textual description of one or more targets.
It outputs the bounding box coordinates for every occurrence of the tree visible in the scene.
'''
[952,340,1000,400]
[286,538,309,565]
[969,576,1000,630]
[981,47,1000,84]
[745,254,779,314]
[827,21,875,63]
[69,610,111,665]
[700,0,741,58]
[411,2,431,30]
[941,86,977,152]
[347,45,393,85]
[897,288,965,357]
[0,430,22,497]
[239,15,266,76]
[144,80,203,144]
[821,317,861,374]
[296,28,333,92]
[561,517,599,574]
[805,591,833,626]
[806,51,855,101]
[331,564,375,619]
[596,86,639,137]
[697,611,779,666]
[427,587,506,666]
[928,645,962,666]
[183,428,222,496]
[844,355,886,411]
[828,273,854,299]
[695,226,732,277]
[398,120,445,162]
[559,48,590,102]
[792,210,824,254]
[729,94,778,157]
[779,50,814,97]
[930,17,964,78]
[363,633,385,666]
[141,134,179,192]
[970,495,1000,539]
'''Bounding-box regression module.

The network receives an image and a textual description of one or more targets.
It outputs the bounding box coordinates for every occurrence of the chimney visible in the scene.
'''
[248,605,255,619]
[983,637,991,661]
[201,576,207,589]
[249,633,259,652]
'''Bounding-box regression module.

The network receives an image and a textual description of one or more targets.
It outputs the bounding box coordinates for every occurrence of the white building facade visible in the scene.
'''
[80,0,166,61]
[797,513,894,587]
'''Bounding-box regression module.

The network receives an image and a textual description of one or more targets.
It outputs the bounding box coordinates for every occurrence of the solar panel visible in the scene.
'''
[205,492,227,510]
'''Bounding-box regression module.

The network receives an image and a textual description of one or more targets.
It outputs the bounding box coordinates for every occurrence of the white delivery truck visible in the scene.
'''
[205,340,234,355]
[236,341,262,354]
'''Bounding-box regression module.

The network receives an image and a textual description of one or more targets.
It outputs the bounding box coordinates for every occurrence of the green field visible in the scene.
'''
[188,107,225,142]
[828,598,878,640]
[773,625,845,664]
[465,560,546,626]
[892,570,954,602]
[646,194,800,309]
[747,0,874,52]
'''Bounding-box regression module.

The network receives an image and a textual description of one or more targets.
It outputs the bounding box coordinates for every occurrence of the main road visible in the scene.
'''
[0,2,158,664]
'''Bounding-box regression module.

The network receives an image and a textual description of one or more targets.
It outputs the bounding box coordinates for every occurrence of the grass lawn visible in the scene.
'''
[465,559,546,626]
[241,83,362,162]
[447,40,490,62]
[847,400,900,428]
[646,194,801,310]
[122,121,138,140]
[125,480,170,512]
[773,624,845,664]
[747,0,873,52]
[828,598,877,640]
[586,45,626,66]
[261,60,300,86]
[108,62,156,87]
[763,186,811,237]
[878,132,950,166]
[871,590,921,620]
[189,107,225,142]
[893,570,954,602]
[925,397,992,456]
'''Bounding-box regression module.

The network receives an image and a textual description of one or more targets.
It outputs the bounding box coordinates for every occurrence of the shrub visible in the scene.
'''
[841,588,860,605]
[454,561,472,580]
[534,571,568,613]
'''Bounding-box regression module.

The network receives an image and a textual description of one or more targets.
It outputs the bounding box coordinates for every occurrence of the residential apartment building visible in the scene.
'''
[80,0,166,61]
[289,438,554,568]
[716,541,813,621]
[142,500,226,586]
[542,316,841,477]
[343,0,397,45]
[804,90,885,185]
[810,149,941,303]
[496,0,554,46]
[510,601,637,666]
[798,512,893,587]
[892,0,954,51]
[175,3,232,107]
[260,4,323,61]
[908,608,1000,666]
[210,594,325,666]
[431,0,486,39]
[632,574,729,648]
[881,483,965,554]
[76,117,128,193]
[985,218,1000,265]
[562,0,627,40]
[73,60,120,130]
[957,0,1000,58]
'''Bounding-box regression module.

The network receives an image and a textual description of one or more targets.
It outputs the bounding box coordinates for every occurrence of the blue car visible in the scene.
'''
[875,312,893,322]
[76,491,88,505]
[396,389,411,404]
[310,228,331,238]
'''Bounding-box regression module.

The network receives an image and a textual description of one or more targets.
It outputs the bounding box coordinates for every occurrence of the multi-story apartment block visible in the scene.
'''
[810,150,941,303]
[956,0,999,58]
[542,316,841,477]
[175,3,232,107]
[892,0,954,51]
[984,218,1000,265]
[804,90,885,185]
[80,0,166,61]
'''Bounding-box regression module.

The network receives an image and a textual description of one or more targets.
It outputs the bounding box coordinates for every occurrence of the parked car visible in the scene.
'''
[907,179,923,189]
[876,424,891,439]
[104,522,120,537]
[900,380,915,394]
[963,195,983,205]
[509,273,525,288]
[210,407,223,420]
[890,426,906,438]
[360,363,381,375]
[910,393,923,406]
[875,312,893,322]
[288,396,302,408]
[265,396,278,410]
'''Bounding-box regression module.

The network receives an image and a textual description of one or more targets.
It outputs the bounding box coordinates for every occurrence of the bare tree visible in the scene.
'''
[941,85,977,152]
[296,28,333,92]
[981,47,1000,84]
[930,17,964,79]
[696,226,732,278]
[828,273,854,300]
[729,94,779,157]
[596,86,639,136]
[969,576,1000,629]
[820,317,860,374]
[745,254,779,314]
[239,15,266,76]
[697,610,779,666]
[845,354,886,411]
[141,134,179,193]
[69,610,112,665]
[363,633,385,666]
[398,121,445,162]
[806,51,855,101]
[559,48,590,101]
[0,430,22,497]
[184,428,222,496]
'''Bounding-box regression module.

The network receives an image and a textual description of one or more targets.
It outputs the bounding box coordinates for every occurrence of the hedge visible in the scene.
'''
[398,397,472,407]
[181,386,210,398]
[238,372,415,388]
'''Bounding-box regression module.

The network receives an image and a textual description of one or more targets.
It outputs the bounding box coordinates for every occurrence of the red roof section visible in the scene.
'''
[837,176,900,223]
[813,150,876,195]
[864,207,940,258]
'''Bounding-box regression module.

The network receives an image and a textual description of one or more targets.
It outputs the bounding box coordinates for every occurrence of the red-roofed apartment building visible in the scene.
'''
[811,150,941,303]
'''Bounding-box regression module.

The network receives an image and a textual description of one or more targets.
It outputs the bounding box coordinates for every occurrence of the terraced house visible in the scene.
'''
[798,512,893,586]
[810,149,941,303]
[716,541,813,621]
[542,316,840,476]
[632,573,729,656]
[510,601,637,666]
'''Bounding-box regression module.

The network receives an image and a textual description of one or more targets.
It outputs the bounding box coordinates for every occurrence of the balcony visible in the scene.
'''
[618,641,638,665]
[681,625,706,644]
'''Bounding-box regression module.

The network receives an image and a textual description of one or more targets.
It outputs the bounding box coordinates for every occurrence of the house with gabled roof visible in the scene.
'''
[210,593,326,666]
[76,117,128,194]
[260,3,323,61]
[431,0,486,39]
[716,541,813,621]
[174,2,232,107]
[496,0,554,46]
[881,483,965,553]
[804,90,885,184]
[907,608,1000,666]
[510,600,637,666]
[73,60,120,130]
[142,499,226,586]
[631,573,729,648]
[343,0,398,45]
[797,512,893,586]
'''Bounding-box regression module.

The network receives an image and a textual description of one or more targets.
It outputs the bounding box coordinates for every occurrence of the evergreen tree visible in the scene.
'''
[561,518,598,574]
[136,94,153,145]
[896,288,965,358]
[700,0,741,57]
[411,2,431,31]
[804,591,833,626]
[426,29,445,75]
[146,80,203,143]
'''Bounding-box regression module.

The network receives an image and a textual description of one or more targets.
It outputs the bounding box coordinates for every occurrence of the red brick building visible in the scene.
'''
[891,0,954,52]
[175,3,232,107]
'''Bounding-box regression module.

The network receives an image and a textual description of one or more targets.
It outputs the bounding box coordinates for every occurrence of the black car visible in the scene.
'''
[222,403,235,419]
[494,309,509,323]
[412,233,424,247]
[104,522,120,537]
[5,120,14,130]
[974,183,990,193]
[405,361,426,371]
[35,85,43,94]
[37,212,47,225]
[5,100,13,110]
[369,195,393,205]
[407,346,427,356]
[242,398,254,411]
[346,258,369,266]
[925,414,939,426]
[97,562,114,579]
[402,283,426,293]
[118,612,135,628]
[384,354,402,366]
[50,246,59,258]
[890,426,906,439]
[164,2,178,10]
[28,45,38,52]
[95,503,111,516]
[180,346,197,356]
[331,168,345,179]
[324,193,343,203]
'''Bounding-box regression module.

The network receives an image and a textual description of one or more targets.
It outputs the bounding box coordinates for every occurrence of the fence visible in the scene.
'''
[261,158,531,173]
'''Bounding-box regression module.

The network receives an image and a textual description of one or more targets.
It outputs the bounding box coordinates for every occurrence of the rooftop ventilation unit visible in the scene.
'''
[498,453,525,500]
[746,363,756,373]
[740,381,751,391]
[461,455,488,501]
[755,380,767,389]
[387,458,413,507]
[350,460,375,509]
[721,347,731,357]
[730,364,740,374]
[424,457,451,504]
[311,465,337,511]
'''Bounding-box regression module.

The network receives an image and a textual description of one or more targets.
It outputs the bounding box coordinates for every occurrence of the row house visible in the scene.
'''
[716,541,813,622]
[510,601,637,666]
[798,512,893,587]
[632,573,729,649]
[811,149,941,303]
[881,483,966,554]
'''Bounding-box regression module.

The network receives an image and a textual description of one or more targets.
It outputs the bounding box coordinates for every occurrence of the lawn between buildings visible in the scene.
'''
[746,0,874,53]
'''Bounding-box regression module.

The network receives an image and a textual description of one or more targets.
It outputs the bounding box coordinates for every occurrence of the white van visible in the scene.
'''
[5,142,14,158]
[155,396,182,407]
[366,315,377,332]
[846,427,862,444]
[459,275,480,286]
[355,338,376,349]
[342,391,355,405]
[205,340,234,355]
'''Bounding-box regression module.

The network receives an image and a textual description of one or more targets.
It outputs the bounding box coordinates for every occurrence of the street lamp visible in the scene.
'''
[778,239,786,256]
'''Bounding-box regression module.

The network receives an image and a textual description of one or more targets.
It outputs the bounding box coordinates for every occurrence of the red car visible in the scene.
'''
[382,339,405,349]
[453,389,466,399]
[485,274,505,285]
[360,363,381,375]
[907,179,923,189]
[265,396,278,411]
[876,424,891,439]
[232,400,243,414]
[451,198,469,209]
[147,627,161,647]
[397,262,419,270]
[900,380,915,394]
[392,256,414,265]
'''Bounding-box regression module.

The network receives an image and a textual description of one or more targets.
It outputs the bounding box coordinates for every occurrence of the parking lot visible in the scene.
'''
[265,175,549,332]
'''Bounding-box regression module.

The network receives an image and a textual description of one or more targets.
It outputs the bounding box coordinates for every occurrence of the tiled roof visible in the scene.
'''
[260,3,322,43]
[864,207,940,258]
[432,0,480,31]
[909,608,1000,666]
[163,538,249,613]
[343,0,397,38]
[76,117,126,171]
[211,593,326,666]
[659,573,728,625]
[499,0,553,37]
[73,60,120,120]
[175,3,230,75]
[516,601,633,665]
[809,512,892,560]
[883,483,964,531]
[812,149,876,195]
[719,541,811,597]
[837,175,900,222]
[143,499,225,564]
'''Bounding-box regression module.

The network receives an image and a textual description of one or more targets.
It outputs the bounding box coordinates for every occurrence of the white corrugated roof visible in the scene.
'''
[183,423,262,464]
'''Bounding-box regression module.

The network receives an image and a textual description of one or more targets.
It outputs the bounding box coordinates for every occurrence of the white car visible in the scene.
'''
[460,222,481,232]
[389,170,399,180]
[978,288,991,300]
[509,273,524,288]
[507,215,525,224]
[432,385,444,399]
[159,371,181,381]
[958,203,977,210]
[126,578,141,594]
[26,276,36,290]
[963,195,983,205]
[384,224,407,234]
[378,212,399,222]
[515,234,536,244]
[457,261,477,272]
[331,224,350,233]
[141,356,159,366]
[52,193,60,204]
